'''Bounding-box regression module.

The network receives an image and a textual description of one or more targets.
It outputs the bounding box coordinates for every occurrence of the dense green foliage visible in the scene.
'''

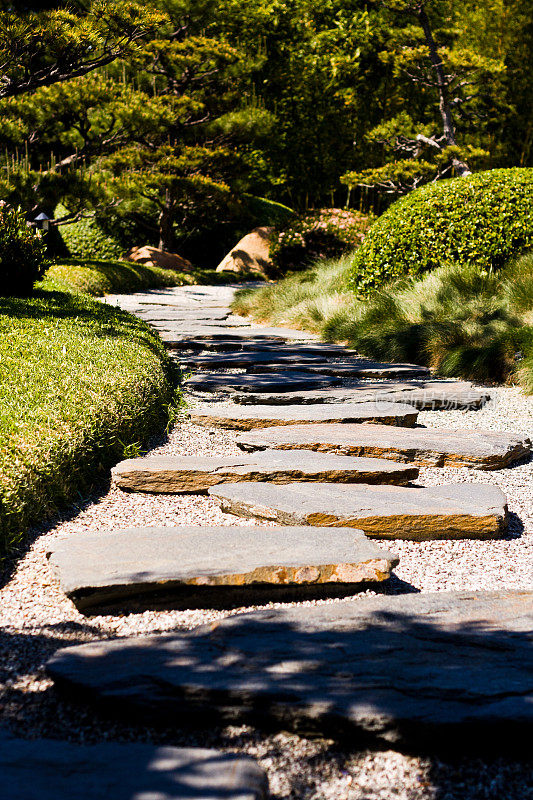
[0,287,178,555]
[0,0,531,253]
[349,169,533,293]
[269,210,372,275]
[57,209,125,261]
[0,204,47,295]
[233,250,533,389]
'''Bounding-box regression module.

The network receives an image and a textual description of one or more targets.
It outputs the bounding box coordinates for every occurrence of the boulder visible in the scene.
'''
[216,227,273,275]
[126,245,193,271]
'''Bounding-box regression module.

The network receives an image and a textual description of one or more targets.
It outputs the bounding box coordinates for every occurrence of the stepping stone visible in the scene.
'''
[0,736,268,799]
[46,590,533,754]
[111,452,419,492]
[231,382,490,411]
[248,361,431,378]
[182,352,328,369]
[47,526,399,613]
[237,423,531,469]
[208,482,508,540]
[189,402,419,430]
[172,336,288,351]
[164,327,316,344]
[185,372,343,393]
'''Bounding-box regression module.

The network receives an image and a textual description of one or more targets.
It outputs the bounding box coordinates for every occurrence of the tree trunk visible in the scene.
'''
[158,192,174,251]
[417,4,471,176]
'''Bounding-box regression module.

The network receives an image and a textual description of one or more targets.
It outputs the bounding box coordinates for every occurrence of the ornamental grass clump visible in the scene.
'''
[0,204,47,296]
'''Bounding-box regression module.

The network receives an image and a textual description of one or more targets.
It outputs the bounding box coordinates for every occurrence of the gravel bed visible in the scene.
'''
[1,289,532,798]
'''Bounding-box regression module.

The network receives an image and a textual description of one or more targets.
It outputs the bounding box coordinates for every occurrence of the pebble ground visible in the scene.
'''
[1,288,532,799]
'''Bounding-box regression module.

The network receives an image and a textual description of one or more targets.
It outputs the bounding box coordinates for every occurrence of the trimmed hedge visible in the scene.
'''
[0,289,179,555]
[348,168,533,294]
[56,205,125,260]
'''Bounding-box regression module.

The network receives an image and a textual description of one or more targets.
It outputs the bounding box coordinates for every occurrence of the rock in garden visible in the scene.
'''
[231,382,490,410]
[46,590,533,754]
[208,481,508,539]
[182,352,327,369]
[111,452,418,492]
[248,361,431,378]
[189,402,418,429]
[125,245,193,271]
[185,372,343,393]
[216,227,273,276]
[237,423,531,469]
[47,525,399,613]
[0,736,268,800]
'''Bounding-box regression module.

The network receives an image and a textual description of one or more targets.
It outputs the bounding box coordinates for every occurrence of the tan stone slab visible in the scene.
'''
[209,482,509,540]
[237,423,531,470]
[112,452,418,493]
[189,402,418,430]
[248,361,431,378]
[47,526,399,612]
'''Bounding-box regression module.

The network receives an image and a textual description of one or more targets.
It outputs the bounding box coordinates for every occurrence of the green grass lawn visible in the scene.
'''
[45,259,244,296]
[0,287,179,556]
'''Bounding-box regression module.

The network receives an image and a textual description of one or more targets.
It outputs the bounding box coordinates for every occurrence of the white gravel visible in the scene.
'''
[1,287,532,799]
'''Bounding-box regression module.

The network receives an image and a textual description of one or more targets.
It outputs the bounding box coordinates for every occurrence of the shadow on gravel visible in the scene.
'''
[43,593,532,759]
[0,612,532,800]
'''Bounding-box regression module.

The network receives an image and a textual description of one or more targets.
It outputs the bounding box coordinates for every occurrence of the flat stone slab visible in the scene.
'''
[134,309,230,321]
[209,482,508,540]
[189,402,419,430]
[185,372,343,393]
[0,736,268,799]
[164,327,316,344]
[183,352,328,369]
[111,452,419,492]
[47,526,399,613]
[173,336,288,351]
[248,361,431,378]
[237,423,531,469]
[231,382,490,410]
[46,590,533,754]
[185,341,359,356]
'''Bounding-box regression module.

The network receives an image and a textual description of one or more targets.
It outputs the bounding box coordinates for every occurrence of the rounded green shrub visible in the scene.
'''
[0,204,47,296]
[56,205,125,260]
[348,168,533,294]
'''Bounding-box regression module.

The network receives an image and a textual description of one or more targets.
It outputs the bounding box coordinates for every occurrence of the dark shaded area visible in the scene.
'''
[45,592,533,758]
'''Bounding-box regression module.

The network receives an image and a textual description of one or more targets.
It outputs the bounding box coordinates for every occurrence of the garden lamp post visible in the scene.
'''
[33,212,51,231]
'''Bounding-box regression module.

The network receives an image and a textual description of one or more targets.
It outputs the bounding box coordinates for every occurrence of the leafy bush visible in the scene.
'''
[271,209,372,274]
[349,168,533,294]
[56,205,125,260]
[0,204,47,296]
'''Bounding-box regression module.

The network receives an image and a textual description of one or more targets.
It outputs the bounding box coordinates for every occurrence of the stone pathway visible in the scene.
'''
[0,736,268,799]
[3,284,532,797]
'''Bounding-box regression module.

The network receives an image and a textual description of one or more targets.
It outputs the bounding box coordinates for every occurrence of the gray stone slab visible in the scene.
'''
[183,352,328,369]
[111,452,419,492]
[248,361,431,378]
[164,327,317,344]
[237,423,531,470]
[46,590,533,754]
[231,382,490,410]
[208,482,508,540]
[187,341,360,356]
[0,735,268,799]
[47,526,399,613]
[189,402,419,430]
[185,372,343,393]
[173,336,288,351]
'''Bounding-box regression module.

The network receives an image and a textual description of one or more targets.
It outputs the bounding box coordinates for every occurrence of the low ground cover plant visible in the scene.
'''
[349,168,533,294]
[0,288,179,556]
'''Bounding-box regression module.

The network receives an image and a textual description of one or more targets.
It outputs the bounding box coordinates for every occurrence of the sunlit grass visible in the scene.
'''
[0,288,178,555]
